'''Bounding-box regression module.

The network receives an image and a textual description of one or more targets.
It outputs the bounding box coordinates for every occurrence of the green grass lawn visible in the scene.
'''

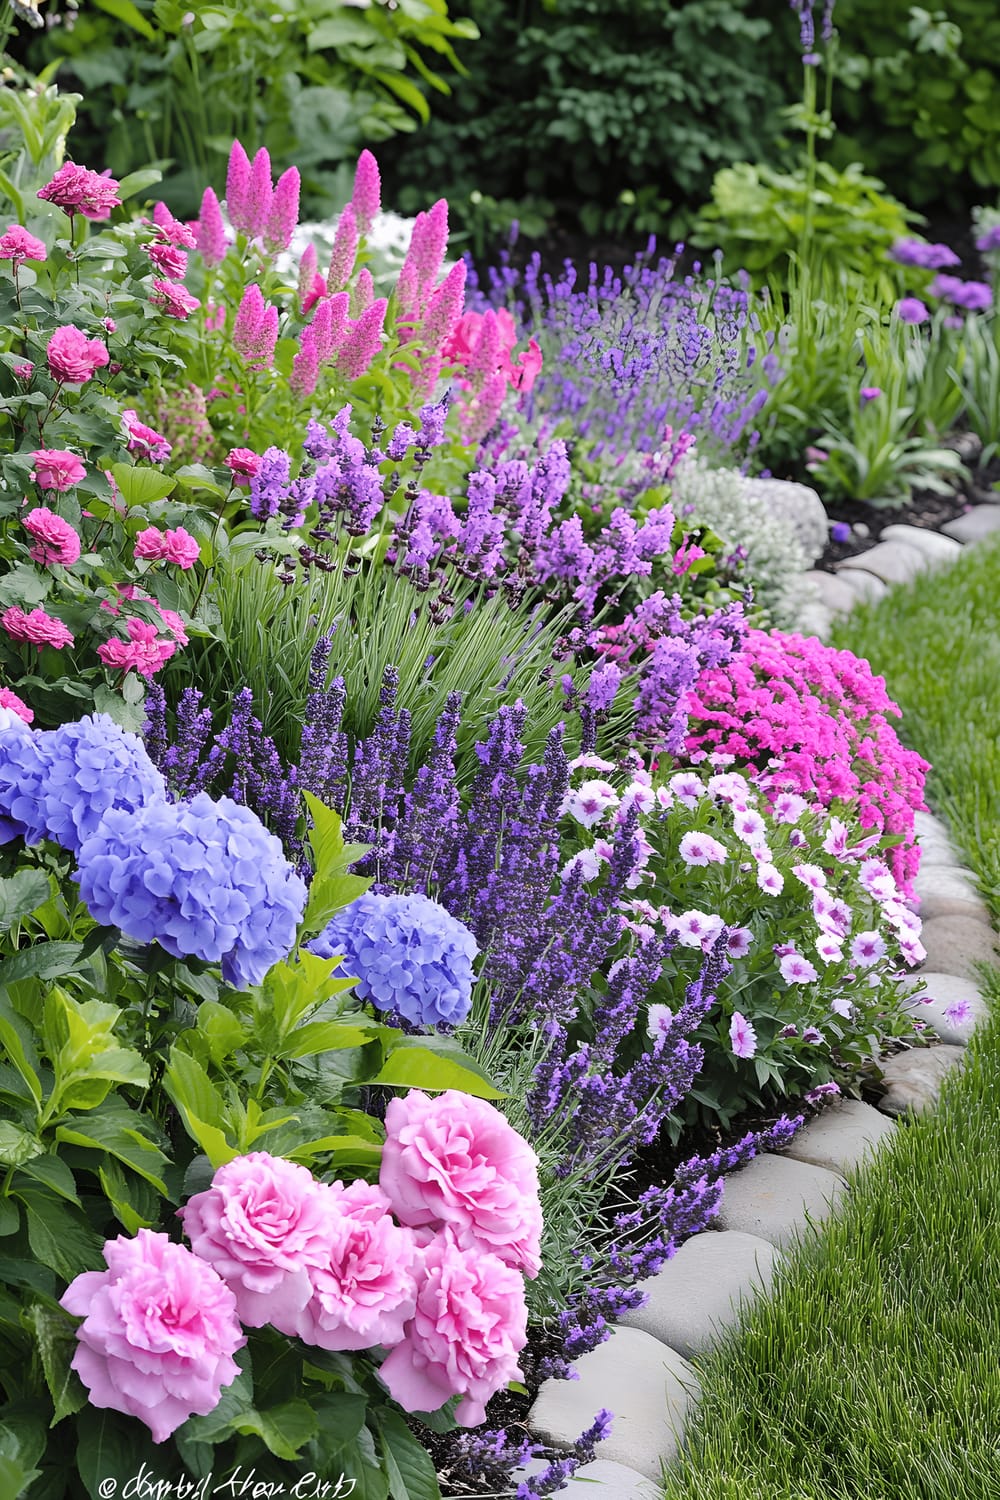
[660,534,1000,1500]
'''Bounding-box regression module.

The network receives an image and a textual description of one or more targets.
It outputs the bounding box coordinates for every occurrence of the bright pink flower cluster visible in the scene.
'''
[133,525,201,569]
[37,162,122,220]
[22,507,82,567]
[31,448,86,492]
[683,629,928,892]
[224,142,300,252]
[224,447,261,483]
[151,277,200,320]
[97,616,180,677]
[46,325,109,384]
[0,685,33,722]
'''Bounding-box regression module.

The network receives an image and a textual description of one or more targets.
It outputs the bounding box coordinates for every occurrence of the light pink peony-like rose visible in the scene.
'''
[380,1090,543,1278]
[31,448,86,492]
[296,1181,420,1352]
[378,1228,527,1425]
[60,1230,245,1443]
[23,507,82,567]
[2,605,74,650]
[46,325,109,384]
[97,617,177,677]
[179,1152,334,1334]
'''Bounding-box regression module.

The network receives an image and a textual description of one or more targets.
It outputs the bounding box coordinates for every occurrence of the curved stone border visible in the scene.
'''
[520,513,999,1494]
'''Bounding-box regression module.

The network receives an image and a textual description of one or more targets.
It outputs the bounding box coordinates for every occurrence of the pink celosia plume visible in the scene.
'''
[225,141,252,232]
[351,149,381,234]
[265,166,300,252]
[327,202,358,293]
[337,299,387,379]
[195,187,228,266]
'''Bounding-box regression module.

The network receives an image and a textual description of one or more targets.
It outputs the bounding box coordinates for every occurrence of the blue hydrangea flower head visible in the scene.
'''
[0,708,49,844]
[35,714,167,855]
[309,891,478,1026]
[75,792,307,989]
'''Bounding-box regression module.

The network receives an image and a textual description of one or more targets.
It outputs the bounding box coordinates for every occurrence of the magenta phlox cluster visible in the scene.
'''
[683,629,928,892]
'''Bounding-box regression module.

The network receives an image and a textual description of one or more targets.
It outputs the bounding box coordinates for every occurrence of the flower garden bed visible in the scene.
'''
[0,10,999,1493]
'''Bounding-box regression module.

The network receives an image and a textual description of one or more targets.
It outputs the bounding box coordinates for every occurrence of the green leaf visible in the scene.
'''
[376,1408,441,1500]
[0,871,51,934]
[16,1185,103,1280]
[233,1400,318,1460]
[0,1201,18,1237]
[173,463,228,499]
[55,1106,169,1195]
[22,1304,88,1424]
[0,1452,34,1497]
[277,1020,373,1060]
[0,996,42,1110]
[372,1046,503,1099]
[176,1350,255,1445]
[300,793,372,935]
[116,166,163,200]
[0,1404,47,1479]
[98,1161,157,1233]
[0,1122,43,1168]
[0,942,83,989]
[192,1001,246,1065]
[76,1410,159,1500]
[0,564,50,610]
[163,1049,236,1166]
[18,1153,80,1205]
[109,463,176,507]
[93,0,157,39]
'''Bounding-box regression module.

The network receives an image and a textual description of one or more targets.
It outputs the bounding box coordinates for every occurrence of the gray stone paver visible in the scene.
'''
[836,539,928,586]
[620,1231,783,1360]
[833,566,888,604]
[561,1460,662,1497]
[879,525,964,565]
[528,1326,699,1481]
[803,569,859,616]
[783,1098,897,1176]
[914,864,981,902]
[713,1152,847,1248]
[941,507,1000,544]
[877,1044,968,1116]
[901,970,989,1044]
[918,915,999,979]
[913,809,953,842]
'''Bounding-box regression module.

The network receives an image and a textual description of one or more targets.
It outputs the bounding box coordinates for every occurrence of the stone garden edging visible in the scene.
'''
[514,500,998,1498]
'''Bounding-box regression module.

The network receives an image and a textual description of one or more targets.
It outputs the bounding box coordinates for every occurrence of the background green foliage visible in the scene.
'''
[379,0,786,242]
[831,1,1000,208]
[11,0,477,216]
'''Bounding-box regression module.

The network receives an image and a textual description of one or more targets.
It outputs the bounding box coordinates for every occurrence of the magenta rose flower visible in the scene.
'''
[121,409,172,462]
[2,605,74,650]
[60,1230,245,1443]
[0,686,32,723]
[0,225,47,261]
[380,1090,542,1279]
[134,525,200,569]
[97,617,177,678]
[22,508,82,567]
[46,325,109,384]
[31,448,86,492]
[151,278,200,319]
[295,1181,420,1352]
[38,162,122,220]
[178,1152,335,1334]
[378,1228,527,1425]
[225,447,262,483]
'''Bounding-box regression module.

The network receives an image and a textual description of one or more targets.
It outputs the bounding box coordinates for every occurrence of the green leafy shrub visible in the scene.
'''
[10,0,478,216]
[381,0,786,241]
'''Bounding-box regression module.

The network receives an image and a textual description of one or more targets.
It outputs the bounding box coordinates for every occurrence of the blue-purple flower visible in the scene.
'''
[309,891,478,1026]
[75,793,306,989]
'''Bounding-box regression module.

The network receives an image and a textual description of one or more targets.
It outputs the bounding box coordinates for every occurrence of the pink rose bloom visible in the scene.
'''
[2,605,74,650]
[13,362,33,382]
[31,448,86,492]
[46,325,109,384]
[97,617,176,677]
[504,337,542,393]
[0,225,47,261]
[296,1182,420,1352]
[225,447,261,483]
[134,525,200,569]
[147,238,189,280]
[150,277,200,319]
[155,603,189,646]
[23,508,82,567]
[380,1090,542,1279]
[378,1228,527,1425]
[121,409,172,462]
[179,1152,335,1334]
[60,1230,245,1444]
[0,686,32,723]
[38,162,122,220]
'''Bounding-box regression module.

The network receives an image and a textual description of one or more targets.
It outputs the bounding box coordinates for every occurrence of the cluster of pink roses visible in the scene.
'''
[60,1091,542,1443]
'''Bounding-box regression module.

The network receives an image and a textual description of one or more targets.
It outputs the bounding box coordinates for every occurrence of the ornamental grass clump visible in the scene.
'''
[683,629,928,894]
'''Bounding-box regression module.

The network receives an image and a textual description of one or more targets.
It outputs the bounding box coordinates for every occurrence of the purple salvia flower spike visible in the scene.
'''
[195,186,227,266]
[264,166,300,252]
[327,202,358,292]
[351,150,381,234]
[225,140,251,232]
